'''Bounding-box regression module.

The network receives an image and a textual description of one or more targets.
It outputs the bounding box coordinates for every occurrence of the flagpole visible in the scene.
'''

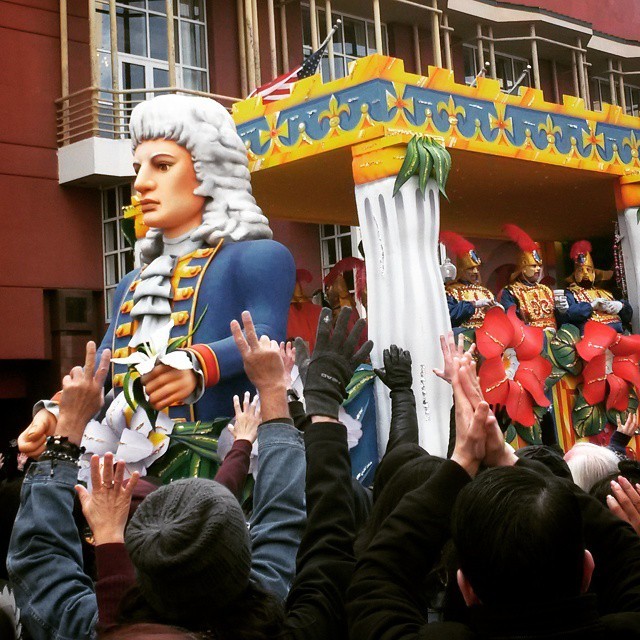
[318,18,341,52]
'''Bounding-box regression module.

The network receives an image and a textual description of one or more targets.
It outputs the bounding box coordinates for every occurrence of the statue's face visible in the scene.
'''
[574,265,595,287]
[521,263,542,284]
[133,139,205,238]
[461,266,481,285]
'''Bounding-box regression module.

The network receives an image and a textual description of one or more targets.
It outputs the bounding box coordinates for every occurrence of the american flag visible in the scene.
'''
[248,20,341,103]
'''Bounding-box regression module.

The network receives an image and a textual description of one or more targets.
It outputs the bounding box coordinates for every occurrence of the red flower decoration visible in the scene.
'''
[477,307,551,426]
[576,321,640,411]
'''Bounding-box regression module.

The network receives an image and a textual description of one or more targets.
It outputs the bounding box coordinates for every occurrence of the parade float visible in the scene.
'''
[230,53,640,459]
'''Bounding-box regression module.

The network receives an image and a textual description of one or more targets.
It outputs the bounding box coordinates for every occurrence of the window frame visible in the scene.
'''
[301,4,389,81]
[462,43,530,93]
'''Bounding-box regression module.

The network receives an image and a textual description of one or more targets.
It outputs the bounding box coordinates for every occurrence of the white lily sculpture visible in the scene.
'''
[111,318,193,376]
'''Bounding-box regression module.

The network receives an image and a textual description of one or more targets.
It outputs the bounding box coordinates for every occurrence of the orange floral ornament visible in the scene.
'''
[576,320,640,411]
[477,307,552,426]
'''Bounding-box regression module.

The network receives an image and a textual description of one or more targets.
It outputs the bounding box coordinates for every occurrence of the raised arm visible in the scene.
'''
[8,342,111,640]
[286,307,373,639]
[230,310,306,600]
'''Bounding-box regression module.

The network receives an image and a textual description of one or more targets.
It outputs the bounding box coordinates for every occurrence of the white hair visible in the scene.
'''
[564,442,619,492]
[129,94,271,264]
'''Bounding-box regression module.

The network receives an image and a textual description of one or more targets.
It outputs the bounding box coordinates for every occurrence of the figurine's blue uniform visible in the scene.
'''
[97,239,295,421]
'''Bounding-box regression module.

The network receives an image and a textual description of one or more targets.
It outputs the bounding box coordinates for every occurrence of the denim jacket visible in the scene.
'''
[7,460,97,640]
[250,420,307,599]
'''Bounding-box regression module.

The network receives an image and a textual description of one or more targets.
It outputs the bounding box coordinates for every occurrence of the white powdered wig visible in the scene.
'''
[130,94,271,263]
[564,442,619,492]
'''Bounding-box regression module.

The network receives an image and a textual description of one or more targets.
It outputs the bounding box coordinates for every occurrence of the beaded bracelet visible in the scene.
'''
[39,435,84,464]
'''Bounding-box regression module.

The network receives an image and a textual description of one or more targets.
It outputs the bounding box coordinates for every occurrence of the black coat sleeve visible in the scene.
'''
[284,421,356,640]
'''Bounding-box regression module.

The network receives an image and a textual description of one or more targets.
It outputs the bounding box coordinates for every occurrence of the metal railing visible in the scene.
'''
[55,86,241,147]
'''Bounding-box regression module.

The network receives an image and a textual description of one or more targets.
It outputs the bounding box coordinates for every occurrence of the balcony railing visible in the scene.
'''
[55,87,240,147]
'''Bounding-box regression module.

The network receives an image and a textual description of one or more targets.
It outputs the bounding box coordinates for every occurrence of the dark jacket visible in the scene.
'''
[347,458,640,639]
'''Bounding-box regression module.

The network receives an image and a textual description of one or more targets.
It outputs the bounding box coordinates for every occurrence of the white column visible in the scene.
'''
[618,209,640,334]
[355,175,453,456]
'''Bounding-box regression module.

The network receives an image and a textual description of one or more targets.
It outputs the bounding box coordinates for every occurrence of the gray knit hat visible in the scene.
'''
[125,478,252,622]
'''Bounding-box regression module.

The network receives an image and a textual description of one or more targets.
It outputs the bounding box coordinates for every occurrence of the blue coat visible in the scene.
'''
[97,239,295,421]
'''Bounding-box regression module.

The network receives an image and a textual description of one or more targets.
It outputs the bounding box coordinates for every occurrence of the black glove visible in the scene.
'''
[374,345,413,391]
[297,307,373,419]
[294,338,311,385]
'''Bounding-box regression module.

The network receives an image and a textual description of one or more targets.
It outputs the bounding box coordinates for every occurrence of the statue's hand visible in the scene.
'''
[141,364,198,410]
[18,409,57,458]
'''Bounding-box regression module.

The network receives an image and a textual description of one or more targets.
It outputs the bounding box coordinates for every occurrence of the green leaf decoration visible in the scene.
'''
[393,135,420,196]
[417,138,433,195]
[545,364,567,391]
[515,422,543,445]
[549,323,583,375]
[505,424,517,444]
[148,418,230,483]
[121,217,137,250]
[392,135,452,198]
[132,376,158,426]
[344,367,376,405]
[123,370,138,412]
[572,388,607,438]
[606,388,639,426]
[166,304,210,353]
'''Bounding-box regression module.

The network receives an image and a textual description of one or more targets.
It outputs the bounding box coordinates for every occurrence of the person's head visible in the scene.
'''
[564,442,619,492]
[503,224,543,284]
[439,231,482,285]
[355,446,444,557]
[515,444,572,480]
[125,478,252,626]
[589,459,640,506]
[129,95,271,263]
[570,240,596,287]
[452,466,593,608]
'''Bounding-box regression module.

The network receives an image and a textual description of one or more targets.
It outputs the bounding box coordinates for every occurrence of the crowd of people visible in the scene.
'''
[1,307,640,639]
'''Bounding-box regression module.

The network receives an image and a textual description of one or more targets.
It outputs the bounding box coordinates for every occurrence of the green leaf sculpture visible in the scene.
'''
[606,388,639,427]
[549,323,583,376]
[572,387,607,438]
[393,135,452,199]
[148,417,230,483]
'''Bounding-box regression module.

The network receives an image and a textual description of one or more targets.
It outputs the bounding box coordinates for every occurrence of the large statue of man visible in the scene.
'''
[440,231,499,330]
[21,95,295,456]
[499,224,557,331]
[563,240,632,334]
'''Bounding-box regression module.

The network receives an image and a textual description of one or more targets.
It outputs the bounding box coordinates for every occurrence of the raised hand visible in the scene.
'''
[56,341,111,445]
[228,392,261,444]
[75,453,140,545]
[374,345,413,391]
[294,338,311,384]
[230,310,287,422]
[433,331,476,384]
[617,412,638,437]
[279,341,297,389]
[607,476,640,535]
[302,307,373,420]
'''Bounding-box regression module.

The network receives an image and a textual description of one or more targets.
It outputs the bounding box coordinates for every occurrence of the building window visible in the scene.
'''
[625,83,640,117]
[319,224,365,315]
[302,6,387,81]
[96,0,209,96]
[463,44,530,93]
[102,185,136,321]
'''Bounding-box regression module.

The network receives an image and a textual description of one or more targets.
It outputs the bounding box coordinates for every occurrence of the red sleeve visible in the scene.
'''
[214,439,252,498]
[95,542,136,632]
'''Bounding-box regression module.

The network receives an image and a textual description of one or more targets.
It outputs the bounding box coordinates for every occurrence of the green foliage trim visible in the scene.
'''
[393,135,452,199]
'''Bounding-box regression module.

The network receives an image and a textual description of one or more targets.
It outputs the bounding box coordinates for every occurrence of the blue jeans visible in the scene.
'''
[249,421,306,599]
[7,460,97,640]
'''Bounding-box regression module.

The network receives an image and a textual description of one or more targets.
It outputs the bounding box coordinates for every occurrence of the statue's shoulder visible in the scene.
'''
[221,238,294,267]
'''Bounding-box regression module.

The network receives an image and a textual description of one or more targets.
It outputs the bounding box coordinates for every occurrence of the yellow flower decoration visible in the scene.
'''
[488,102,513,144]
[538,115,562,147]
[259,112,291,148]
[436,95,465,128]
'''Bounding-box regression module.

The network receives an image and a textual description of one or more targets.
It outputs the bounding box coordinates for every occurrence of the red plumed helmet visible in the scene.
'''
[324,257,367,302]
[569,240,592,262]
[503,224,538,252]
[439,231,475,257]
[296,268,313,283]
